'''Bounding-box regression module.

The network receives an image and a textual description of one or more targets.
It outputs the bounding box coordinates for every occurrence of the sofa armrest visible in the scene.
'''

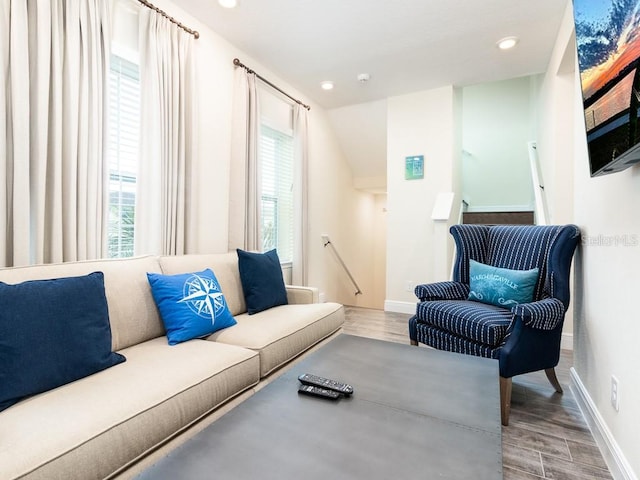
[414,281,469,302]
[286,285,320,304]
[511,298,566,331]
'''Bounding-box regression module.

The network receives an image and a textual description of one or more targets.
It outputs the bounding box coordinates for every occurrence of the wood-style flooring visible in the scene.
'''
[343,306,613,480]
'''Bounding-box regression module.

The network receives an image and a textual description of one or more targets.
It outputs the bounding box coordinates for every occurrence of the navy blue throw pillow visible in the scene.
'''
[237,249,288,314]
[0,272,125,412]
[147,269,237,345]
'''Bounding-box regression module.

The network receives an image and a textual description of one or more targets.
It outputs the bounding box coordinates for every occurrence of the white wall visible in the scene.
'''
[305,107,383,309]
[147,0,377,306]
[385,87,462,313]
[535,24,575,227]
[372,194,388,308]
[326,100,388,189]
[462,77,536,212]
[538,4,640,478]
[534,6,577,346]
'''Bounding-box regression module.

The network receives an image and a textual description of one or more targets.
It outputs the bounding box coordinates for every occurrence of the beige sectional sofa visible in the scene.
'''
[0,253,344,480]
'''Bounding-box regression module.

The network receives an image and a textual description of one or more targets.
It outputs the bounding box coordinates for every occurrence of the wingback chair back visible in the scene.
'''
[450,224,579,309]
[410,224,581,425]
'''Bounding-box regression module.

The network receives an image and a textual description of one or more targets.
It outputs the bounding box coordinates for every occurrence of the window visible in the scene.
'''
[260,124,294,263]
[107,54,140,258]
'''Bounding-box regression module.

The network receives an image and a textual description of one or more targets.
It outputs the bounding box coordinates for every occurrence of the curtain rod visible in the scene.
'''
[136,0,200,39]
[233,58,311,111]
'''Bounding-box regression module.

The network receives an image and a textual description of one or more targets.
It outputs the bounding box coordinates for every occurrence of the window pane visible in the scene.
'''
[108,55,140,258]
[261,195,278,252]
[260,125,294,263]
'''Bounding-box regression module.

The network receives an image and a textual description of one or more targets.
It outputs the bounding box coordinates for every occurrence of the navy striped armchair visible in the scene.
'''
[409,224,581,425]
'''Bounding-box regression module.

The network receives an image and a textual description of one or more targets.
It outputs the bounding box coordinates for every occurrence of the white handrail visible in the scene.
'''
[458,199,469,225]
[321,234,362,295]
[528,141,548,225]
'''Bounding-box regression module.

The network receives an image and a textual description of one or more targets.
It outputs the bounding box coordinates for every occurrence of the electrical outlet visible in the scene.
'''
[611,375,620,412]
[405,281,413,292]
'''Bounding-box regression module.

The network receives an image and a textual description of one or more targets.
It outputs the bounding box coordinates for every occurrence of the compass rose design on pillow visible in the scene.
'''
[179,273,227,325]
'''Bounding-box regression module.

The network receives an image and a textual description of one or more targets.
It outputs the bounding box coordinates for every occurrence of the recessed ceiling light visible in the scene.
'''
[320,81,334,91]
[497,36,518,50]
[218,0,238,8]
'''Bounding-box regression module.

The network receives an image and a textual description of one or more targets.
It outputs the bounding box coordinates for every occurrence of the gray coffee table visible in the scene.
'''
[136,334,502,479]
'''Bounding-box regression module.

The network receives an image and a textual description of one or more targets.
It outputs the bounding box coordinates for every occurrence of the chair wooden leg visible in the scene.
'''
[500,376,512,426]
[410,339,418,346]
[545,368,563,394]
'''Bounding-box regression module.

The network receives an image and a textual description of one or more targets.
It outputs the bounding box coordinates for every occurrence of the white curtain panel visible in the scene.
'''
[136,9,196,256]
[228,67,261,252]
[0,0,110,267]
[292,104,309,285]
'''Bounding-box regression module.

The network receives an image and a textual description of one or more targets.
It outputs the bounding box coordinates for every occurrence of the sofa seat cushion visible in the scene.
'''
[208,302,344,377]
[412,321,500,360]
[415,300,512,347]
[0,337,259,480]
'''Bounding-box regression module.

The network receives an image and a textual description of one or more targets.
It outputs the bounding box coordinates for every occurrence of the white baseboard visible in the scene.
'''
[570,368,638,480]
[384,300,416,315]
[561,333,573,351]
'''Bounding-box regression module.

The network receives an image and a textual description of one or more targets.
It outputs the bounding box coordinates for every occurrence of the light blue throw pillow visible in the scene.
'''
[147,269,236,345]
[467,259,539,308]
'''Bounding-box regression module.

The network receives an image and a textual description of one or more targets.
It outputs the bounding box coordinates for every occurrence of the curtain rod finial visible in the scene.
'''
[232,57,310,110]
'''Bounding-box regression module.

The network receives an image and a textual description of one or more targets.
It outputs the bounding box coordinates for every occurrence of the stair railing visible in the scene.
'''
[458,199,469,225]
[321,234,362,295]
[527,141,548,225]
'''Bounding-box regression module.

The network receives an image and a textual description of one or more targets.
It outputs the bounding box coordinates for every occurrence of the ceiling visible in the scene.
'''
[180,0,569,110]
[178,0,570,187]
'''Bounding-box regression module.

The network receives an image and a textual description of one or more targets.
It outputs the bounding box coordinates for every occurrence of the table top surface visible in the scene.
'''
[136,334,502,480]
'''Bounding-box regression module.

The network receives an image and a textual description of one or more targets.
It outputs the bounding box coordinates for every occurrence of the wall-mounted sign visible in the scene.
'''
[405,155,424,180]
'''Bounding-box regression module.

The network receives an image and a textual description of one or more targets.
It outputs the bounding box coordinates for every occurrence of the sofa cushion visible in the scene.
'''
[237,249,288,314]
[415,300,512,347]
[0,255,165,351]
[0,337,259,480]
[208,302,345,376]
[467,259,538,308]
[159,253,247,316]
[148,269,237,345]
[413,321,500,359]
[0,272,125,412]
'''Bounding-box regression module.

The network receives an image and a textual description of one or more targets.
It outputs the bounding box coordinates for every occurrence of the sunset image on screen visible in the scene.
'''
[575,0,640,130]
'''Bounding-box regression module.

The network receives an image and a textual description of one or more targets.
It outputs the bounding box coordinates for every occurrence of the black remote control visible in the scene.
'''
[298,373,354,395]
[298,384,341,400]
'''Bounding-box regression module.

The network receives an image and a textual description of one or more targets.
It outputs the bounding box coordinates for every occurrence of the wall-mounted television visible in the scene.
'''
[573,0,640,176]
